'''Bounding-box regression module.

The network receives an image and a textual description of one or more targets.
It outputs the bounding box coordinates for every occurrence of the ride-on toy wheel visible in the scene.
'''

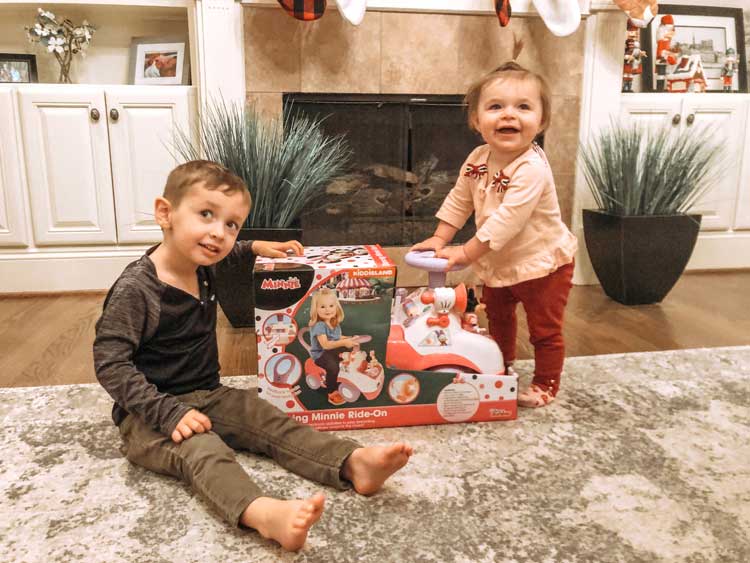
[338,381,361,402]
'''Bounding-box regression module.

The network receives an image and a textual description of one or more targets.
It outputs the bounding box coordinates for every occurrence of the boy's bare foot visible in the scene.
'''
[342,443,413,495]
[240,493,325,551]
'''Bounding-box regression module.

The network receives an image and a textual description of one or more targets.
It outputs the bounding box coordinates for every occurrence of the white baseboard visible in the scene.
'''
[687,232,750,270]
[0,249,148,293]
[1,233,747,294]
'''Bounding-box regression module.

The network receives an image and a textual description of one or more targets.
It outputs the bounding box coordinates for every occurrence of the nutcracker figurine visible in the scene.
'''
[622,19,647,93]
[721,47,738,92]
[655,14,679,92]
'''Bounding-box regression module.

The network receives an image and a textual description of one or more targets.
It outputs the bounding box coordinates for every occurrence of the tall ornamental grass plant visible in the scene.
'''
[579,121,724,216]
[174,100,351,228]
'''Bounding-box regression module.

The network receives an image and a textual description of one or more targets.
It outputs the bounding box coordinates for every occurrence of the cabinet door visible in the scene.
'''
[681,95,747,231]
[620,94,683,129]
[18,86,117,245]
[106,86,195,244]
[0,87,29,247]
[735,111,750,231]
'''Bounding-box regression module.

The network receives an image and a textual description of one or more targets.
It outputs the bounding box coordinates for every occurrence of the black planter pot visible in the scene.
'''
[583,209,701,305]
[216,227,303,328]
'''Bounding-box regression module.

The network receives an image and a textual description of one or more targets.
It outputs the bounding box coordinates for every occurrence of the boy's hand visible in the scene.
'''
[436,245,471,270]
[410,236,446,253]
[171,409,212,444]
[253,240,304,258]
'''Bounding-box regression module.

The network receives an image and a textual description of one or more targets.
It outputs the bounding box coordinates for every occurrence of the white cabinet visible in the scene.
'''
[106,87,194,243]
[19,86,117,245]
[620,94,747,232]
[620,94,682,128]
[737,123,750,230]
[0,87,30,247]
[17,84,195,246]
[620,93,750,270]
[680,96,747,232]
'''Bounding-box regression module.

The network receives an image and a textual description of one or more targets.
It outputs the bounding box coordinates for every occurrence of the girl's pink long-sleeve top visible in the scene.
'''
[436,143,577,287]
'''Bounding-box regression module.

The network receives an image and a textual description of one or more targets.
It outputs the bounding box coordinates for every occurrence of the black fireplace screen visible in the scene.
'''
[284,93,482,246]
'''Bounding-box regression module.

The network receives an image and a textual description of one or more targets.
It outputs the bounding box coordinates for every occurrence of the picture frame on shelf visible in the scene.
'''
[640,6,747,93]
[0,54,38,84]
[129,36,190,86]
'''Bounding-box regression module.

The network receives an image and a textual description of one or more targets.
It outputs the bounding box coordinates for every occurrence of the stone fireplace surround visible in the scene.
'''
[243,6,585,285]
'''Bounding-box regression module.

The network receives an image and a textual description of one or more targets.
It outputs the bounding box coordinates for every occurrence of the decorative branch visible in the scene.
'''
[25,8,95,83]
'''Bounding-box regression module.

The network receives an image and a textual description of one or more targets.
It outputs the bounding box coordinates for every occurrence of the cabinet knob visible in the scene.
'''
[110,108,119,122]
[672,114,681,126]
[90,108,100,122]
[686,113,695,125]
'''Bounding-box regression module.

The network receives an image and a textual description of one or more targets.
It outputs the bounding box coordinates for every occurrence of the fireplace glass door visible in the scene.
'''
[284,94,481,246]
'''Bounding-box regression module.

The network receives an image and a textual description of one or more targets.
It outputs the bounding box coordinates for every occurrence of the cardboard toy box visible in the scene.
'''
[254,244,517,430]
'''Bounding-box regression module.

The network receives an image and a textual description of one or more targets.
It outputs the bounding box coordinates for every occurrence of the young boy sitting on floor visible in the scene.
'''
[93,160,413,551]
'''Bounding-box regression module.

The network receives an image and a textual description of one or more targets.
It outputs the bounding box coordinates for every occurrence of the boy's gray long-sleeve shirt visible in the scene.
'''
[93,242,254,437]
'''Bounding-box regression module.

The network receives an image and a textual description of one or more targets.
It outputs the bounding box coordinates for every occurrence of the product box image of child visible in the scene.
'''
[93,161,412,551]
[308,288,363,406]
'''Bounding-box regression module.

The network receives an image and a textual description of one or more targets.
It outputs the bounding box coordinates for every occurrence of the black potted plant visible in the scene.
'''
[174,100,352,327]
[579,120,723,305]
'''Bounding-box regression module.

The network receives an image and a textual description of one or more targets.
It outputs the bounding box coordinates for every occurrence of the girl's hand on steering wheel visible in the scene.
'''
[410,236,446,253]
[435,245,471,270]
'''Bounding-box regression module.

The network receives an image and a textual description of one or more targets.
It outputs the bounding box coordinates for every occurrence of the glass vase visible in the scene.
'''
[54,51,73,84]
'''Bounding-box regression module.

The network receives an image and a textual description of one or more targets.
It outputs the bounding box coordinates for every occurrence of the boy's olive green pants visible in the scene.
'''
[118,385,361,526]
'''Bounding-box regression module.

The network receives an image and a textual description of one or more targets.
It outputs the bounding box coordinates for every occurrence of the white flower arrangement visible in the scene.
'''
[25,8,95,83]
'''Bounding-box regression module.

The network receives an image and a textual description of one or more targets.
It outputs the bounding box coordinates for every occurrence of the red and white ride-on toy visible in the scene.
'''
[387,250,505,374]
[299,330,386,403]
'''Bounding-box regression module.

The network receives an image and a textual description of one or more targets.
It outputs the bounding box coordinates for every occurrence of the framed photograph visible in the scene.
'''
[129,36,190,86]
[0,54,38,84]
[641,6,747,93]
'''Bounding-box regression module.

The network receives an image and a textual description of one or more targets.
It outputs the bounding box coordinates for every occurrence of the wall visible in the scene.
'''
[0,5,188,85]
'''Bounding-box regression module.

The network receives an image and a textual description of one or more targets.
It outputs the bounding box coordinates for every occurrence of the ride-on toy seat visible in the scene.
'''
[387,250,504,374]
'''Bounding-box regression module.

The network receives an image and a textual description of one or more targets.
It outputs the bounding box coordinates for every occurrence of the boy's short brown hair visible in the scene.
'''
[163,160,251,208]
[464,61,552,133]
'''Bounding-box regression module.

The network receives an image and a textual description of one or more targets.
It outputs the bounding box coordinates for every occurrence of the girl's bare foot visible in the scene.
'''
[240,493,325,551]
[342,443,413,495]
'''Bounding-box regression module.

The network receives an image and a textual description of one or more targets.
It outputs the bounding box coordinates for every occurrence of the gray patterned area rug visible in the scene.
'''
[2,346,749,563]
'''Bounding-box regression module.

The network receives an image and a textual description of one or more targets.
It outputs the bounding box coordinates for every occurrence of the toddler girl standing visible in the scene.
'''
[412,62,577,408]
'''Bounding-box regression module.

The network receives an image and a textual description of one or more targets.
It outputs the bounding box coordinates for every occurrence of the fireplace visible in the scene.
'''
[286,93,543,247]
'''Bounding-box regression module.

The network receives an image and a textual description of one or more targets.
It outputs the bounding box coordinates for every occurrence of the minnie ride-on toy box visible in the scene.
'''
[254,245,517,430]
